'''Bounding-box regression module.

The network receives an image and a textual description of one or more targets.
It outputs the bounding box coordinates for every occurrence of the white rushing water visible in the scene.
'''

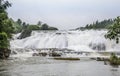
[10,30,120,53]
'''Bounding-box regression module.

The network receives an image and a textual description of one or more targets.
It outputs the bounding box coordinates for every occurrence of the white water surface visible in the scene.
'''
[10,30,120,58]
[10,30,120,52]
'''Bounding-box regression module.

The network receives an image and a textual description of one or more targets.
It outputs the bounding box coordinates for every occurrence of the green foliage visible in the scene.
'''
[110,53,120,65]
[2,19,14,38]
[0,32,9,48]
[77,19,114,30]
[28,25,40,30]
[48,27,58,30]
[37,21,41,26]
[17,22,58,39]
[40,24,58,30]
[6,18,58,35]
[40,24,49,30]
[22,22,26,26]
[16,19,22,25]
[0,0,11,13]
[17,25,40,39]
[0,0,13,38]
[105,17,120,44]
[10,18,22,33]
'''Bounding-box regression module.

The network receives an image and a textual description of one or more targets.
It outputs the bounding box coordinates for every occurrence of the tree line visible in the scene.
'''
[76,19,114,30]
[13,18,58,33]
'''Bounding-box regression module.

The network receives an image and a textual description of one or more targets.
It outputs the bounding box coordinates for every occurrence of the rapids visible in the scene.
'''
[10,30,120,52]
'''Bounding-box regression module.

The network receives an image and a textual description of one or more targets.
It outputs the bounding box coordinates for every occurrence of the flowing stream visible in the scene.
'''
[0,30,120,76]
[0,57,120,76]
[10,30,120,54]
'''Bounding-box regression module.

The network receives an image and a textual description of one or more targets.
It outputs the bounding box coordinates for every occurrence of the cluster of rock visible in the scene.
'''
[17,29,32,39]
[32,51,62,57]
[0,48,11,59]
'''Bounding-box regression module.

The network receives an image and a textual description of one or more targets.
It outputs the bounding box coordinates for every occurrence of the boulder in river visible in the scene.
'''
[0,48,11,59]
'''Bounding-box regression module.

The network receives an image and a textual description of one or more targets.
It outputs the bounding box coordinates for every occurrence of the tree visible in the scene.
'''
[0,0,13,38]
[0,0,11,11]
[22,22,27,29]
[18,25,40,39]
[0,32,9,48]
[22,22,26,26]
[0,0,12,59]
[41,24,49,30]
[105,16,120,43]
[10,18,22,33]
[16,18,22,25]
[109,53,120,65]
[0,32,11,59]
[48,27,58,30]
[78,19,114,30]
[37,21,42,26]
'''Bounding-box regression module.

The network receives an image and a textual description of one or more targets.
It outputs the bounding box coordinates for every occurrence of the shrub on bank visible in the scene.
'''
[109,53,120,65]
[0,32,11,59]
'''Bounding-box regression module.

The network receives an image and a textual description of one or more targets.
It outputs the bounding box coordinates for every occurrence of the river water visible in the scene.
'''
[10,30,120,52]
[1,30,119,76]
[0,57,120,76]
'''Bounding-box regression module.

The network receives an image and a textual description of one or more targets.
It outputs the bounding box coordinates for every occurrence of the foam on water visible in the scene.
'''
[10,30,120,57]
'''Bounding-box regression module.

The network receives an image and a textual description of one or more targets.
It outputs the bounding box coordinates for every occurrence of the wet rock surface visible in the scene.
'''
[0,48,11,59]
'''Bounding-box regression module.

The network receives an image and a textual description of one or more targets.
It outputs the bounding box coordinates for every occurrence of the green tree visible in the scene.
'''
[110,53,120,65]
[79,19,114,30]
[16,18,22,25]
[37,21,42,26]
[0,32,11,59]
[48,27,58,30]
[10,18,22,33]
[0,0,13,38]
[41,24,49,30]
[0,32,9,48]
[22,22,27,29]
[105,17,120,43]
[0,0,12,59]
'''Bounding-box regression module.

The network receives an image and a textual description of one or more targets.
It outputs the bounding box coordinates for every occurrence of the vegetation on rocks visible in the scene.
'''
[0,32,11,59]
[76,19,114,30]
[105,17,120,44]
[109,53,120,65]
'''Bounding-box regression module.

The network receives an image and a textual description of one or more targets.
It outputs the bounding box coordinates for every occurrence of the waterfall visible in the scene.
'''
[10,30,120,56]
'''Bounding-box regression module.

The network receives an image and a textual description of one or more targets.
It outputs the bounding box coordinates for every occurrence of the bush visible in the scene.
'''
[109,53,120,65]
[0,32,9,48]
[28,25,40,30]
[0,32,11,59]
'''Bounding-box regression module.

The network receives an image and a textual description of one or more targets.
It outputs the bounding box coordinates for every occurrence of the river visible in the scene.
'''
[1,30,120,76]
[0,57,120,76]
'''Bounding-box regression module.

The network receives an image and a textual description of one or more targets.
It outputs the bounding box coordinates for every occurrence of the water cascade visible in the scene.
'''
[10,30,120,57]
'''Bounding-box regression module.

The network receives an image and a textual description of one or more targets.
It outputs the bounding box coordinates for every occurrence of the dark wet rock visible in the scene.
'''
[11,51,17,55]
[0,48,11,59]
[104,61,107,65]
[89,43,106,51]
[32,53,40,56]
[17,29,32,39]
[96,57,109,61]
[39,52,47,56]
[54,57,80,60]
[56,33,61,35]
[49,52,61,57]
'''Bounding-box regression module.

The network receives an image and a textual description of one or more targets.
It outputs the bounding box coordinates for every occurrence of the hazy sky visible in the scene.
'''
[8,0,120,30]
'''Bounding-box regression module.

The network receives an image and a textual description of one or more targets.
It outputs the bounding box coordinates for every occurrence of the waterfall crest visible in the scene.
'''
[10,30,120,52]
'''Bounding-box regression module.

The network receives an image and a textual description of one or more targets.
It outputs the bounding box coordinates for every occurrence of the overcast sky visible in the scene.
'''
[8,0,120,30]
